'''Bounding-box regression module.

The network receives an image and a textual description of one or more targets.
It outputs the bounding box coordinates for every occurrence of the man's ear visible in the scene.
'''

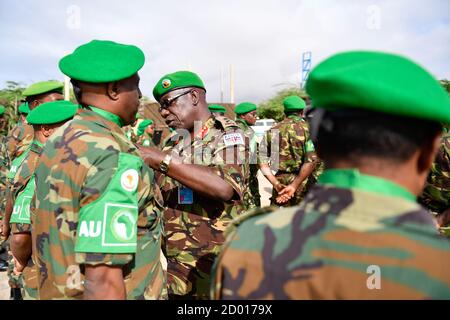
[417,132,442,174]
[191,89,199,106]
[106,81,120,101]
[41,124,54,137]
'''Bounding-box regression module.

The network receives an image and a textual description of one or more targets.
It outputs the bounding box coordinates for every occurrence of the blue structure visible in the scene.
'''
[301,51,312,89]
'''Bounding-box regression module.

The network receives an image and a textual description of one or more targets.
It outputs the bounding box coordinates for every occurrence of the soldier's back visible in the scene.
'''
[33,108,165,300]
[213,183,450,299]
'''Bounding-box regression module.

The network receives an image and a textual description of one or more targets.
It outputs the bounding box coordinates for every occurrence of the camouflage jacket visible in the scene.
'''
[419,132,450,214]
[10,140,44,233]
[7,121,34,161]
[159,116,248,298]
[9,140,43,299]
[0,136,9,217]
[33,107,166,300]
[212,169,450,299]
[0,122,33,217]
[235,119,260,209]
[259,115,317,173]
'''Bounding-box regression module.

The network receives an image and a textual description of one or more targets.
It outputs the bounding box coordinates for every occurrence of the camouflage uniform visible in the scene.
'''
[9,140,44,299]
[419,132,450,215]
[0,121,33,228]
[32,107,166,300]
[0,136,10,234]
[6,121,34,162]
[159,116,248,299]
[260,114,317,206]
[3,134,35,294]
[212,169,450,299]
[235,119,260,209]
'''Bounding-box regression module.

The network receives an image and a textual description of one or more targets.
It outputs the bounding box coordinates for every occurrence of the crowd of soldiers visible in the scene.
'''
[0,39,449,300]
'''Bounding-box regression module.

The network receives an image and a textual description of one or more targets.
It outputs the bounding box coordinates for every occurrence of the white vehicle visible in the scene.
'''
[251,119,276,137]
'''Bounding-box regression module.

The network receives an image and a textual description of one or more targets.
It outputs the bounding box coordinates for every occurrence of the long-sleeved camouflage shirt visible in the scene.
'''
[159,116,248,299]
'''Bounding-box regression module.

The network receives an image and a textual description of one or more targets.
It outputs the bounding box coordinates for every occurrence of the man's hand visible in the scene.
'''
[137,146,167,170]
[273,181,286,193]
[276,184,297,204]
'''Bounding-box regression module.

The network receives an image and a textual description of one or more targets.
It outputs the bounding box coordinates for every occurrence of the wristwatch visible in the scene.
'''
[159,154,172,173]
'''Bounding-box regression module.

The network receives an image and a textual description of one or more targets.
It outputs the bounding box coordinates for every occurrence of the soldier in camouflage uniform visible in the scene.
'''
[136,119,156,147]
[234,102,261,209]
[139,71,248,299]
[259,95,317,207]
[0,82,64,299]
[419,131,450,235]
[208,104,226,117]
[8,100,78,300]
[32,40,166,299]
[212,51,450,299]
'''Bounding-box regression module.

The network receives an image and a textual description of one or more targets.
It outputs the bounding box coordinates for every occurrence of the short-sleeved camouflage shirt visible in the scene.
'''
[212,169,450,299]
[33,107,166,300]
[10,140,44,233]
[7,121,34,161]
[159,116,248,298]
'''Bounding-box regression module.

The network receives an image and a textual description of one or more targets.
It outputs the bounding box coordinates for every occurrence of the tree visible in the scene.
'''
[0,81,26,131]
[257,87,308,122]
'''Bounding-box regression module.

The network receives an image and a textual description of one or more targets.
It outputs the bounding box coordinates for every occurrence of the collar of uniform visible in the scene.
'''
[31,140,44,155]
[287,114,303,121]
[88,106,124,127]
[235,118,249,128]
[318,168,417,203]
[196,117,215,139]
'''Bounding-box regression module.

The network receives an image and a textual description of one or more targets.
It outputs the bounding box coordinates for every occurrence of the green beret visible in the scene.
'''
[59,40,145,83]
[18,102,31,114]
[137,119,154,136]
[283,96,306,112]
[23,80,63,97]
[306,50,450,124]
[0,105,5,116]
[26,100,78,125]
[208,104,227,113]
[153,71,205,102]
[234,102,257,115]
[136,113,142,119]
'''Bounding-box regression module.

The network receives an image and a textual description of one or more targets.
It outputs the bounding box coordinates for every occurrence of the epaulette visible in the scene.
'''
[225,205,278,237]
[214,116,239,132]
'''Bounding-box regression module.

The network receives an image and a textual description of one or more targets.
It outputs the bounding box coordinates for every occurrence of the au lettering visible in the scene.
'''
[79,221,102,237]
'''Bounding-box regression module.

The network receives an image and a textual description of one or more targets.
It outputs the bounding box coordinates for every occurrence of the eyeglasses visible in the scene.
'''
[159,90,193,112]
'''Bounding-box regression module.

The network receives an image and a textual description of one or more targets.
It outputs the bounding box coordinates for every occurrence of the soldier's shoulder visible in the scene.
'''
[214,116,240,132]
[46,114,122,155]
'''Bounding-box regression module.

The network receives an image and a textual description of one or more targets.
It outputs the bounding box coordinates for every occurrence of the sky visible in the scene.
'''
[0,0,449,103]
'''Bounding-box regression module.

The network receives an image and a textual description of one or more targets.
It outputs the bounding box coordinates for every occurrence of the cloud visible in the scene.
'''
[0,0,448,103]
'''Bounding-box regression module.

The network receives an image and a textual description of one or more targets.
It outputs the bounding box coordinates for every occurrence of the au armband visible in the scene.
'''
[75,153,143,254]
